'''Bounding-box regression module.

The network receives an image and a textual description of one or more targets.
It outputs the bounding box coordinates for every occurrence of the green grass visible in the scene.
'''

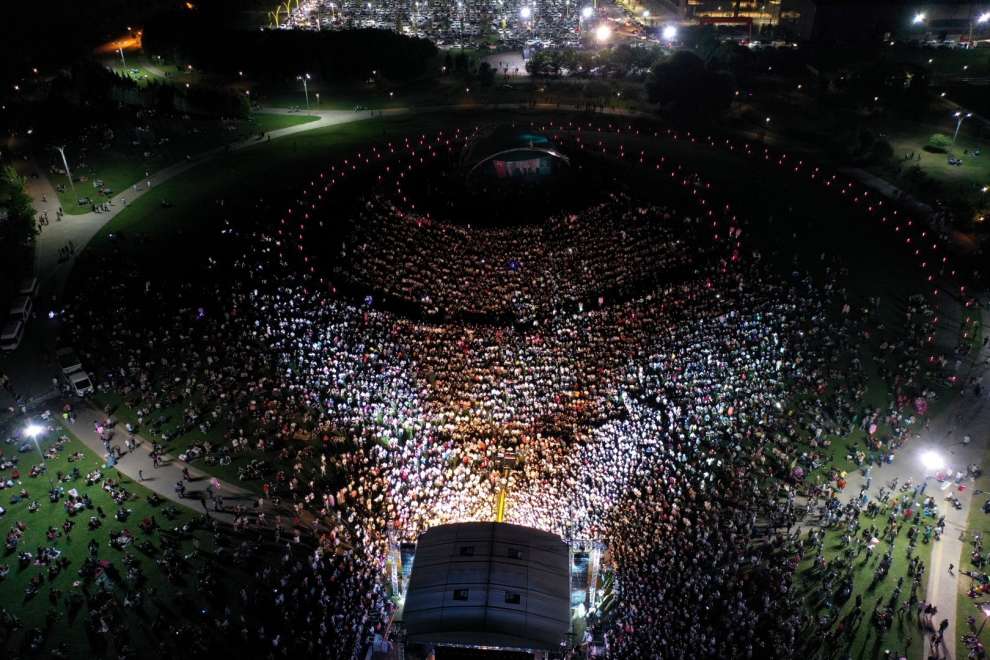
[0,423,218,655]
[795,504,934,659]
[251,112,319,133]
[956,467,990,660]
[886,132,990,190]
[51,113,317,216]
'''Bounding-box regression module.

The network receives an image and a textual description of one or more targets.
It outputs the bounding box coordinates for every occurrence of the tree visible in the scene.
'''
[927,133,952,151]
[646,51,734,120]
[478,62,495,88]
[0,166,37,302]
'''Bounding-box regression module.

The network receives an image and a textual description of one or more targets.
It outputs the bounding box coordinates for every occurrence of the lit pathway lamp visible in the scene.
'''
[23,422,45,461]
[920,449,945,477]
[297,73,311,109]
[595,22,611,44]
[969,11,990,47]
[953,111,973,143]
[54,145,74,192]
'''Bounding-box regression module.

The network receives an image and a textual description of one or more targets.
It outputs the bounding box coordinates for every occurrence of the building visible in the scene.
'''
[786,0,990,44]
[401,522,571,654]
[682,0,784,28]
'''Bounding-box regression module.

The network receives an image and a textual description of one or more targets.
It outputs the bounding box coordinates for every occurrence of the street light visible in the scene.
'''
[912,11,926,25]
[23,423,45,460]
[297,73,311,109]
[581,6,593,19]
[315,92,320,107]
[520,5,532,19]
[970,11,990,46]
[54,145,74,191]
[978,605,990,635]
[953,111,973,143]
[662,25,678,41]
[595,23,611,43]
[920,449,945,472]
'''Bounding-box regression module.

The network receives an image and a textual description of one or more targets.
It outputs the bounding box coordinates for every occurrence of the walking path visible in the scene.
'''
[797,296,990,659]
[60,401,257,526]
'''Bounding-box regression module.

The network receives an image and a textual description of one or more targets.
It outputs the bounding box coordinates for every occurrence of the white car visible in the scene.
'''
[0,319,24,352]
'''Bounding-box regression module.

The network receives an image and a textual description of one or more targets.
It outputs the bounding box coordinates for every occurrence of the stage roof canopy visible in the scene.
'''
[403,522,571,652]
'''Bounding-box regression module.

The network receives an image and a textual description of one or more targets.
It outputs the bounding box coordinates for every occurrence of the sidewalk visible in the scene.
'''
[62,401,258,526]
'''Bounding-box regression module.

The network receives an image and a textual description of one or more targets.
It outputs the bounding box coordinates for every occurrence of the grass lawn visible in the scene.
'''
[251,112,319,133]
[51,113,316,216]
[0,421,220,655]
[885,132,990,190]
[795,506,934,659]
[955,466,990,660]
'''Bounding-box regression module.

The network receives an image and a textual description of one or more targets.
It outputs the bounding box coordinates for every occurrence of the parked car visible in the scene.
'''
[0,319,24,352]
[8,295,32,322]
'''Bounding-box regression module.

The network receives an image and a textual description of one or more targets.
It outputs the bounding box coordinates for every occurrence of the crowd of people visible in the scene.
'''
[51,124,960,658]
[339,193,708,320]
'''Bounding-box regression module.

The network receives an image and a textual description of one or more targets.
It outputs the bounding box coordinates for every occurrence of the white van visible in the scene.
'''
[8,295,32,322]
[68,370,94,397]
[0,319,25,352]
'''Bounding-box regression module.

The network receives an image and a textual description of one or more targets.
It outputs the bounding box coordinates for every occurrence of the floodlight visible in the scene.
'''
[920,450,944,471]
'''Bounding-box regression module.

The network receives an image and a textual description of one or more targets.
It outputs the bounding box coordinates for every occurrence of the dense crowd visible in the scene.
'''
[54,127,955,658]
[340,193,708,319]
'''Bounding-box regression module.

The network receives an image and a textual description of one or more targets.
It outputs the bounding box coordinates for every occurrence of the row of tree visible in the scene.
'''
[143,8,437,84]
[54,61,249,118]
[0,166,37,305]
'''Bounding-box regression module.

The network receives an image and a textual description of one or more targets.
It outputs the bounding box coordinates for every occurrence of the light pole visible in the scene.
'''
[977,605,990,635]
[970,12,990,47]
[23,423,45,462]
[953,111,973,143]
[315,92,320,108]
[55,145,74,191]
[297,73,311,109]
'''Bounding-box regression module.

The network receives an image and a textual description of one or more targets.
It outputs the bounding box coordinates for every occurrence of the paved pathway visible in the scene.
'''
[59,401,258,526]
[798,297,990,659]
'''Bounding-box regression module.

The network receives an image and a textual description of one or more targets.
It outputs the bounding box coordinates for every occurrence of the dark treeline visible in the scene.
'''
[48,61,249,119]
[144,11,438,83]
